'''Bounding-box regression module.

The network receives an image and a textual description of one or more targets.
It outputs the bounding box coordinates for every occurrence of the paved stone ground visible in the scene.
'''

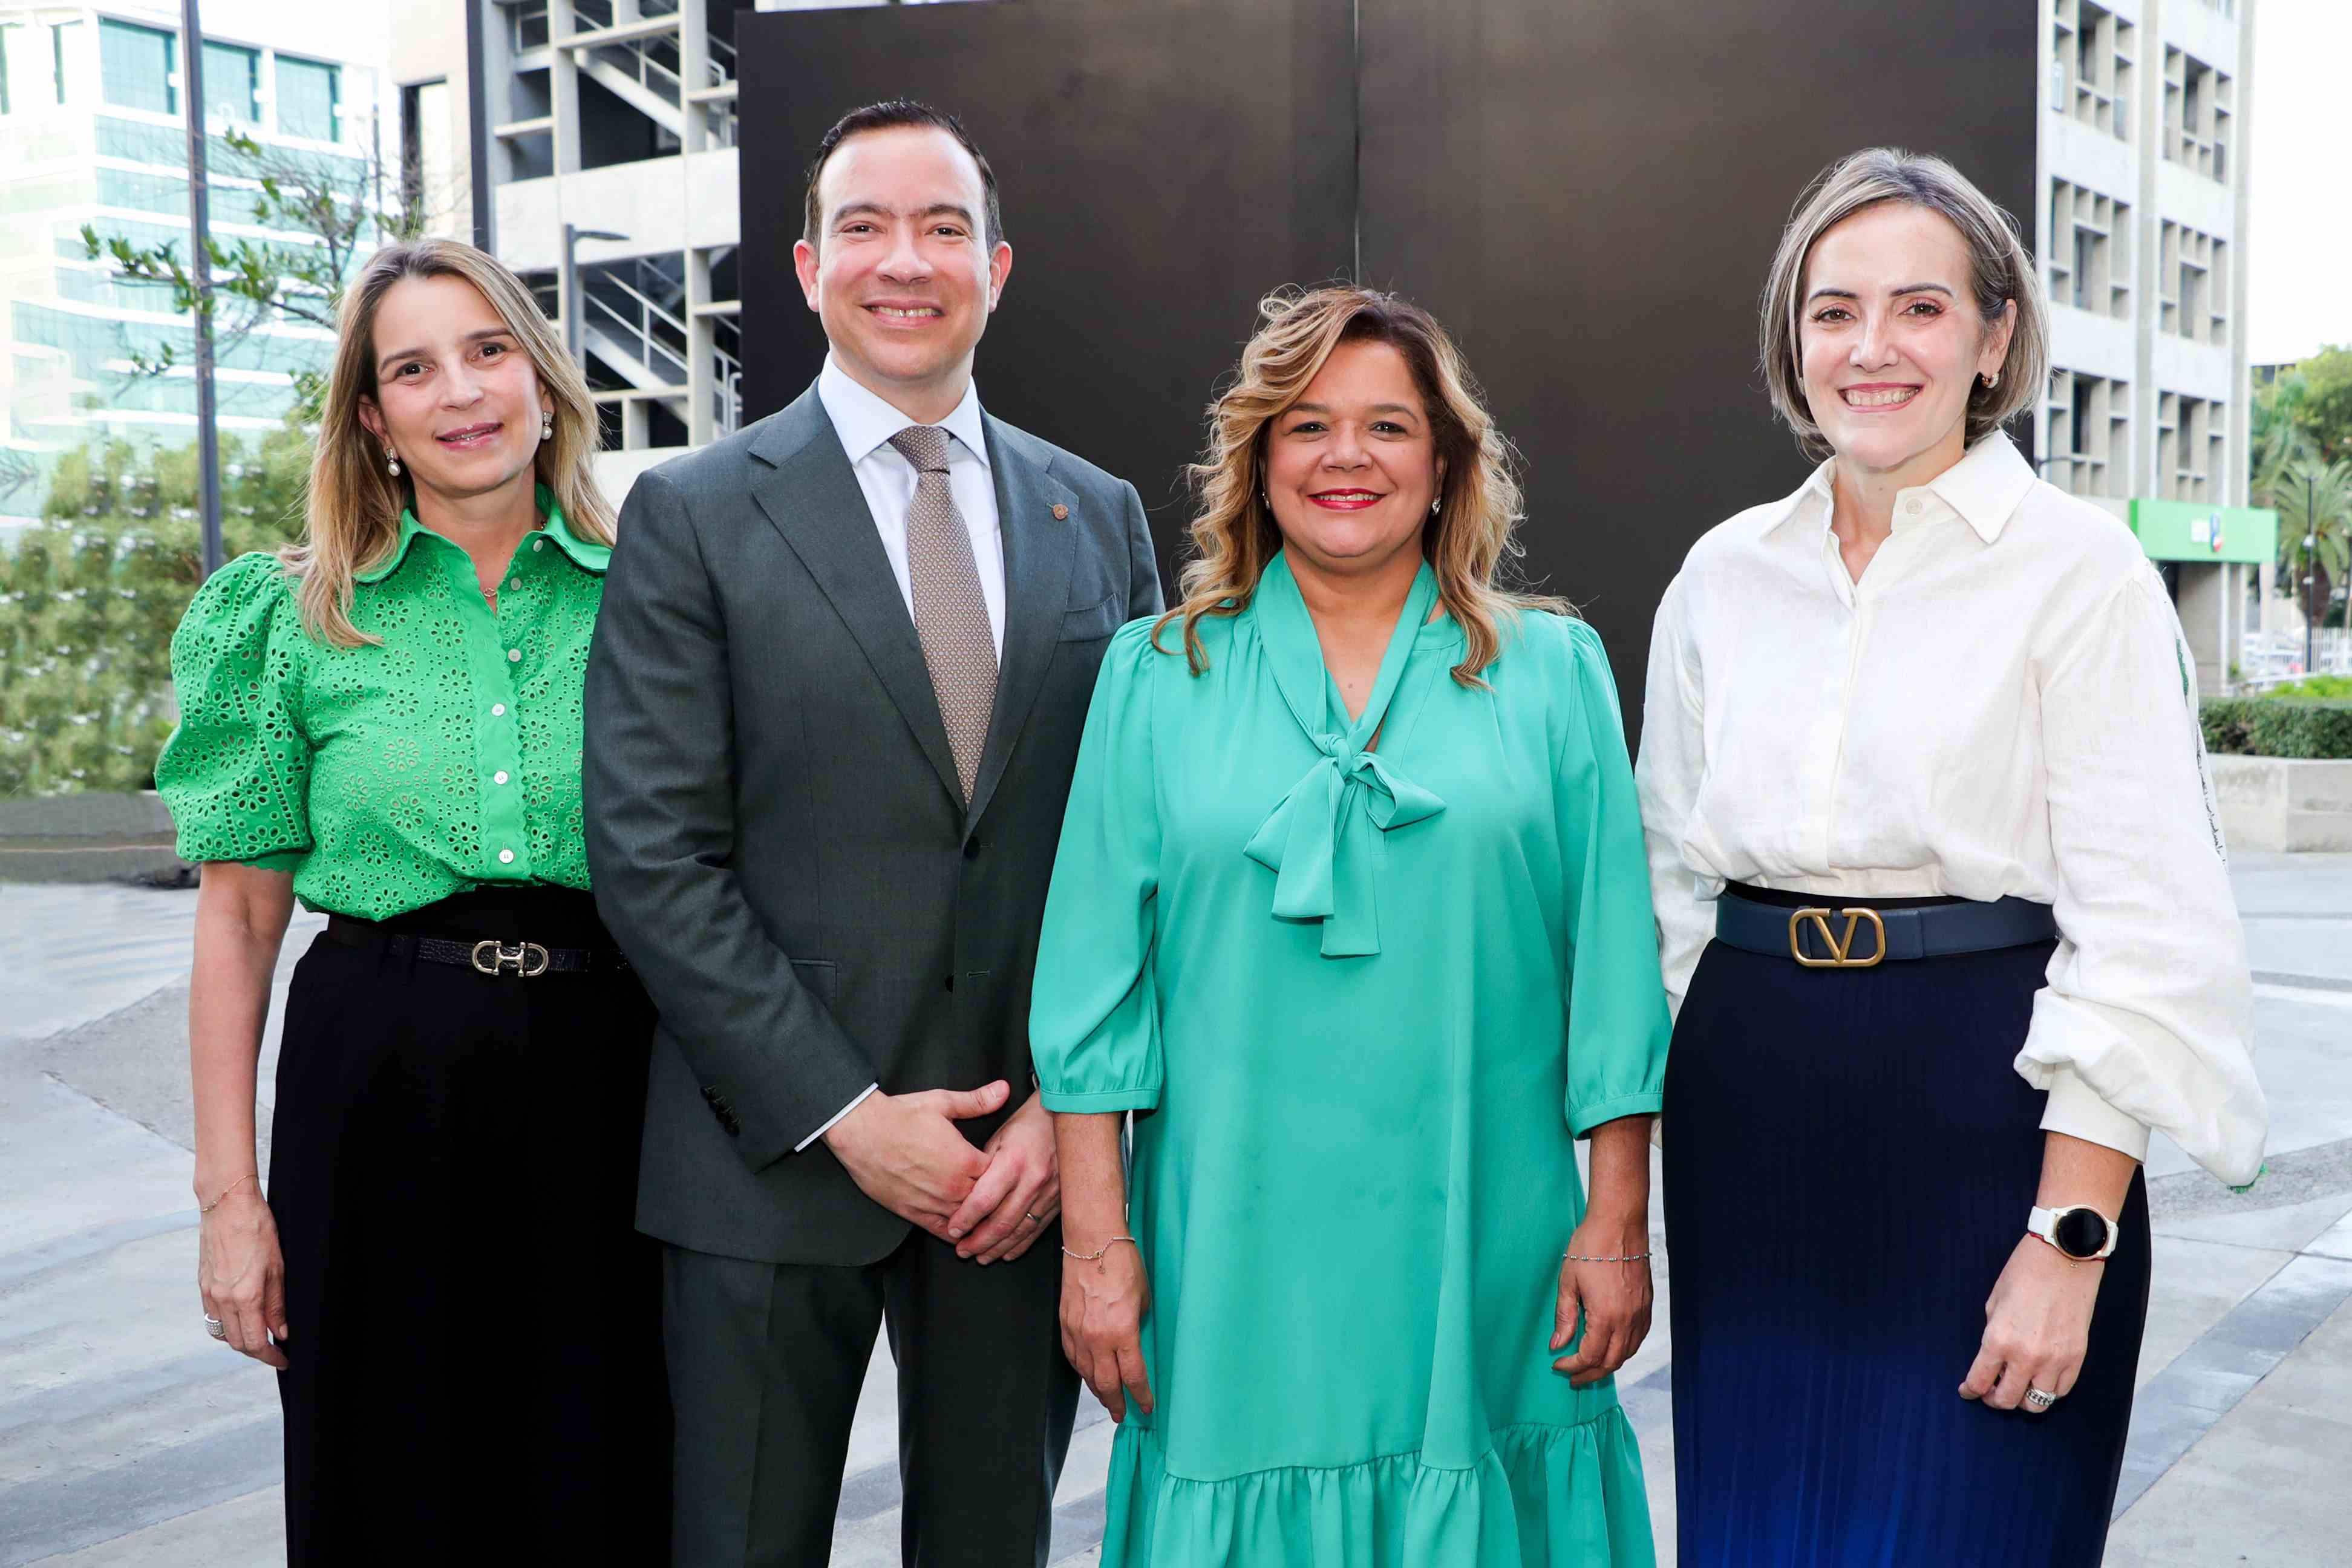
[3,857,2348,1566]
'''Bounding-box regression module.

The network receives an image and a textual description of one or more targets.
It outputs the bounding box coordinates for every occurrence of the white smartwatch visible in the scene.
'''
[2028,1204,2118,1261]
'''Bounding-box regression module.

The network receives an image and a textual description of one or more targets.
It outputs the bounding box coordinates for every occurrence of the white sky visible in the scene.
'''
[2247,0,2352,365]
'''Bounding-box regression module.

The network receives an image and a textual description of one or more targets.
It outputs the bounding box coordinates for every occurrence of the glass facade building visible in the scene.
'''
[0,1,382,537]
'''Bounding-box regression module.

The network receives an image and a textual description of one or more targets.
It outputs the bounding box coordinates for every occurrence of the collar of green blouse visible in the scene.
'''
[358,483,610,584]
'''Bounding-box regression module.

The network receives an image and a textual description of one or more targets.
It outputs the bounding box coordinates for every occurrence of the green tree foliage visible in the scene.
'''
[80,129,431,420]
[2251,370,2314,506]
[2291,347,2352,468]
[2255,355,2352,627]
[0,434,309,797]
[2275,459,2352,632]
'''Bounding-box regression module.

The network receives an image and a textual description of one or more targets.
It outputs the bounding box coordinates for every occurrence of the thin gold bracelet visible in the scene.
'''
[1061,1235,1138,1262]
[200,1173,261,1214]
[1563,1250,1653,1263]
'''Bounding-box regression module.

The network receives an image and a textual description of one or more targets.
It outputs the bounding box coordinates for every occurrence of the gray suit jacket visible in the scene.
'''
[583,381,1163,1265]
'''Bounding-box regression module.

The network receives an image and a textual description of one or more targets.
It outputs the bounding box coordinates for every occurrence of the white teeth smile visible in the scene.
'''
[872,305,941,319]
[1318,491,1379,501]
[1844,387,1919,408]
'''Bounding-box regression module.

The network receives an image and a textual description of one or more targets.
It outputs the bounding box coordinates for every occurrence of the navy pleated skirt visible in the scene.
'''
[1662,903,2150,1568]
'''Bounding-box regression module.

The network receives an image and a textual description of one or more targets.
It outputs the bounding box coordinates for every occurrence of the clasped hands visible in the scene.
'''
[823,1079,1062,1264]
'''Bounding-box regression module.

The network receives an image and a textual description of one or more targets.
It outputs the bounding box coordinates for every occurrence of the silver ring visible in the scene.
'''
[204,1315,227,1341]
[2025,1387,2057,1409]
[1022,1211,1043,1226]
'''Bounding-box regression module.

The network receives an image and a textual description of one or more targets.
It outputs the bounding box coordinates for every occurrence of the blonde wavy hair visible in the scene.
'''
[286,239,613,647]
[1157,286,1558,687]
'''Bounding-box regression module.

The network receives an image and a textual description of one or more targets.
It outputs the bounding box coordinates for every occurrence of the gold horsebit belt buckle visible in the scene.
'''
[471,939,552,978]
[1788,907,1887,969]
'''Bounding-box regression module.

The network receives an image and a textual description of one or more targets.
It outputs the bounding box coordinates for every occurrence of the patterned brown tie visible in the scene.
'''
[890,425,996,803]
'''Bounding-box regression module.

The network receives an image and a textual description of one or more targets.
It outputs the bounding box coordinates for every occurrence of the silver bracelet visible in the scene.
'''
[1062,1235,1138,1263]
[1563,1250,1653,1263]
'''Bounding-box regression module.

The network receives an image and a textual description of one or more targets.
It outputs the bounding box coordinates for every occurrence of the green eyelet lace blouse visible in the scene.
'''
[155,488,610,920]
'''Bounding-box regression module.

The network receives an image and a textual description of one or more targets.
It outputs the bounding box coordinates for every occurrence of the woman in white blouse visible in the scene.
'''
[1637,147,2265,1568]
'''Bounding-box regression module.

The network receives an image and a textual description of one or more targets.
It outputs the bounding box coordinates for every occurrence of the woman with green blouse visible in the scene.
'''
[1032,287,1670,1565]
[157,240,667,1564]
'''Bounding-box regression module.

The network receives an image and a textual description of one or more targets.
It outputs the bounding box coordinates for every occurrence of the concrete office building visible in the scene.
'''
[0,0,396,534]
[2038,0,2273,691]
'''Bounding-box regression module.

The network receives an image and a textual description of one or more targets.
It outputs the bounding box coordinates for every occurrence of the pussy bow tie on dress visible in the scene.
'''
[1243,555,1447,958]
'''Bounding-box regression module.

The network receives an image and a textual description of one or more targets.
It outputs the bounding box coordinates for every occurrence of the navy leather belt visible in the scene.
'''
[1714,890,2057,969]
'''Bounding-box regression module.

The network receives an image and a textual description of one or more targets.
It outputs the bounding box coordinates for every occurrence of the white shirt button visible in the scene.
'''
[497,849,516,864]
[1904,498,1922,514]
[532,539,545,552]
[507,578,521,592]
[507,648,521,662]
[491,703,506,716]
[493,770,510,785]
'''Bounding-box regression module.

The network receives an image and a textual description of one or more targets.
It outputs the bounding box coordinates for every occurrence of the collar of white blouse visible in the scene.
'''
[1763,430,2040,604]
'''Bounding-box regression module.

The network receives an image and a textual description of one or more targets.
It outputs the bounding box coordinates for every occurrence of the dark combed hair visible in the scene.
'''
[801,99,1005,251]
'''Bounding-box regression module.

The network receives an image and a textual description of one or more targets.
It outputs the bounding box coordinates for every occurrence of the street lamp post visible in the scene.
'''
[2307,470,2320,678]
[181,0,223,579]
[562,224,630,368]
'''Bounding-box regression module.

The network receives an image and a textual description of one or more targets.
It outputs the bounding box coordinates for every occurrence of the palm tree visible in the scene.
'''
[2276,459,2352,633]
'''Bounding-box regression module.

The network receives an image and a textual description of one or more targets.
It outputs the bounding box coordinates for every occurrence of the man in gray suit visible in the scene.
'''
[584,100,1161,1567]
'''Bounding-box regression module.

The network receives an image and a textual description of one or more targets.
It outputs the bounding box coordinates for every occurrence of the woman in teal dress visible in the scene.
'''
[1031,287,1671,1566]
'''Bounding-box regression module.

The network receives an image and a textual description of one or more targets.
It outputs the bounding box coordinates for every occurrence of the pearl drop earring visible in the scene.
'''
[541,412,554,442]
[385,448,400,477]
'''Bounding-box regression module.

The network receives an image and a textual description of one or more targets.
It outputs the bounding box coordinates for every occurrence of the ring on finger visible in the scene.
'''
[2024,1387,2057,1410]
[1023,1210,1043,1225]
[203,1314,228,1342]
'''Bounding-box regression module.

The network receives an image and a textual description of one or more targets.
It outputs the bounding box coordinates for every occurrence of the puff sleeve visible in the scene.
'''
[1557,618,1673,1137]
[1030,619,1166,1113]
[154,553,313,872]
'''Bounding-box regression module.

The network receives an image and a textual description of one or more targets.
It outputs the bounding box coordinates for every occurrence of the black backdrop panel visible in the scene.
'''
[1357,0,2039,716]
[740,0,2038,729]
[737,0,1357,586]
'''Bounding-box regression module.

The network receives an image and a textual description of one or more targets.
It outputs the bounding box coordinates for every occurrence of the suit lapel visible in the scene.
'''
[748,385,964,808]
[967,415,1077,827]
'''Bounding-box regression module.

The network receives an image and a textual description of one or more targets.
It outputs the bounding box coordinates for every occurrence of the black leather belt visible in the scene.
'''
[324,916,631,978]
[1714,890,2057,969]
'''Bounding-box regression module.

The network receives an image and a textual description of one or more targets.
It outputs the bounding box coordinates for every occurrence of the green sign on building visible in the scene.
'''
[2129,499,2278,566]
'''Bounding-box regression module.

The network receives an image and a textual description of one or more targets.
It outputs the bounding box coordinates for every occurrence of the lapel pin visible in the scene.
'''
[1051,503,1069,520]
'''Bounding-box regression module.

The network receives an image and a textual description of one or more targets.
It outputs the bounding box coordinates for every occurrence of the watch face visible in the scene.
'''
[2053,1207,2111,1258]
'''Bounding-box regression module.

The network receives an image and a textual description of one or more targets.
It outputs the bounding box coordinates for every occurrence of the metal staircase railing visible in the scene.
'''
[580,263,692,392]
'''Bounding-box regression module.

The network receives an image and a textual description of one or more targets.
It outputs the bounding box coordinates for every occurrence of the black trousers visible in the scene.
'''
[664,1221,1080,1568]
[270,888,670,1566]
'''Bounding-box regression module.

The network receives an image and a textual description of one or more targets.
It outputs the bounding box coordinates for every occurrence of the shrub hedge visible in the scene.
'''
[2201,697,2352,760]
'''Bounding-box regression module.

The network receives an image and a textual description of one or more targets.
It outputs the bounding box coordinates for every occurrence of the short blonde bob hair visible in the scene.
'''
[1157,286,1558,687]
[1760,147,2049,462]
[286,238,614,647]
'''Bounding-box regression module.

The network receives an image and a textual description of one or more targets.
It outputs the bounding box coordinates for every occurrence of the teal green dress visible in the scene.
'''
[1031,552,1671,1566]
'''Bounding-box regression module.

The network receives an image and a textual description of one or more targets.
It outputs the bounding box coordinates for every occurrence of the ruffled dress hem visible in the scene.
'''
[1101,1407,1655,1566]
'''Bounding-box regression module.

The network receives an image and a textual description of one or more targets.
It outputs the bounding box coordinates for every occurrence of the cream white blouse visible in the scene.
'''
[1635,432,2266,1186]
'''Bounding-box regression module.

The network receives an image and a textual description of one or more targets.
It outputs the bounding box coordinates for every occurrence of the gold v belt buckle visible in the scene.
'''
[1788,907,1887,969]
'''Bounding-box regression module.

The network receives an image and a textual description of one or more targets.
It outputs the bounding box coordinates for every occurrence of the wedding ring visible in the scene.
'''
[1023,1211,1044,1226]
[2025,1387,2057,1410]
[204,1315,228,1341]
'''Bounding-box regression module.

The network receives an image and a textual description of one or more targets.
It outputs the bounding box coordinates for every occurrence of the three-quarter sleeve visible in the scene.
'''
[155,552,313,872]
[2019,563,2265,1184]
[1633,570,1714,1016]
[1558,619,1673,1137]
[1031,619,1165,1113]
